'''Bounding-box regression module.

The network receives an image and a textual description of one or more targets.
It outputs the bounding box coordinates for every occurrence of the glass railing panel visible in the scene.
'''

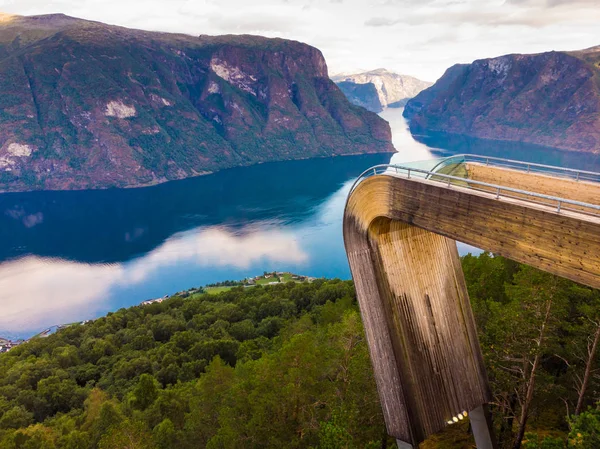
[397,157,450,172]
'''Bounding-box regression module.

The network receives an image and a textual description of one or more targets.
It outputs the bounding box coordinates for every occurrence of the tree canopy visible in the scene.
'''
[1,255,600,448]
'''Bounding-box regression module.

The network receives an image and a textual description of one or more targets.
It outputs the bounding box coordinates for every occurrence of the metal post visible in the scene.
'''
[470,405,498,449]
[408,169,411,179]
[557,201,562,214]
[496,188,500,199]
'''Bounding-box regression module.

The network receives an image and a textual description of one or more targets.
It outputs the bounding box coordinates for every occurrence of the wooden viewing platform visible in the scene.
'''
[343,155,600,448]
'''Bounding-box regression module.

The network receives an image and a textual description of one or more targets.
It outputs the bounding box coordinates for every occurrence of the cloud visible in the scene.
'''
[364,17,399,27]
[176,1,307,34]
[201,13,303,35]
[505,0,599,5]
[366,0,600,29]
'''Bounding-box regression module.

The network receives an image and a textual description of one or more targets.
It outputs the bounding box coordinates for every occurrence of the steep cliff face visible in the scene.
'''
[0,14,394,192]
[404,47,600,153]
[333,69,432,112]
[335,81,383,112]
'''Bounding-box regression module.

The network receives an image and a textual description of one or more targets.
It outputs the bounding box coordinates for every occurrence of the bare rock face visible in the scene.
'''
[404,47,600,153]
[0,14,394,192]
[333,69,432,112]
[335,81,383,113]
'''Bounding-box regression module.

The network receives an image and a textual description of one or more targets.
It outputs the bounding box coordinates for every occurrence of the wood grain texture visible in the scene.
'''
[343,169,600,446]
[370,219,490,443]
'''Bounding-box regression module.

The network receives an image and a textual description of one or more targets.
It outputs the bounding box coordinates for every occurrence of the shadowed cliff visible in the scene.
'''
[404,47,600,153]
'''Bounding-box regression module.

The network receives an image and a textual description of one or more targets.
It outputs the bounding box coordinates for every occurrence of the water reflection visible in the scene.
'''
[380,108,445,165]
[2,108,599,338]
[0,153,395,337]
[413,130,600,171]
[0,257,121,333]
[0,153,393,264]
[0,226,308,335]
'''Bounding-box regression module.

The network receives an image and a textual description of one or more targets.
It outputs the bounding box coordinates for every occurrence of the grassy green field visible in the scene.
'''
[201,273,309,295]
[204,286,234,295]
[279,273,297,282]
[255,276,280,285]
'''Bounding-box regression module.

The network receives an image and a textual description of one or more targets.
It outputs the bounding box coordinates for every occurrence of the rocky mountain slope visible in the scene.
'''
[0,14,394,192]
[333,69,432,112]
[404,47,600,153]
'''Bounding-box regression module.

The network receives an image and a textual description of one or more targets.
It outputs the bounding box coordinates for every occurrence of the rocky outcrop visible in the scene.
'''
[404,47,600,153]
[0,14,394,192]
[333,69,432,112]
[335,81,383,113]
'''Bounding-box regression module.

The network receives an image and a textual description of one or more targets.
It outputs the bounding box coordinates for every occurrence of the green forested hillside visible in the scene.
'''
[1,255,600,449]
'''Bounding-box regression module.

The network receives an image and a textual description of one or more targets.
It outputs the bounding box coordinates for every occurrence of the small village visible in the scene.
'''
[0,337,24,353]
[0,321,93,353]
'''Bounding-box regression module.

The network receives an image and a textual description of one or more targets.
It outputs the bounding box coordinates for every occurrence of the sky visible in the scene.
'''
[0,0,598,83]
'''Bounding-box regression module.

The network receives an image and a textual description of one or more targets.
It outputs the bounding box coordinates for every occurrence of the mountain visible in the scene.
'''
[332,69,432,112]
[404,47,600,153]
[0,14,394,192]
[335,81,382,113]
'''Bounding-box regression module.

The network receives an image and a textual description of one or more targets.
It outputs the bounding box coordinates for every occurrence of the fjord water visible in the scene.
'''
[2,109,600,338]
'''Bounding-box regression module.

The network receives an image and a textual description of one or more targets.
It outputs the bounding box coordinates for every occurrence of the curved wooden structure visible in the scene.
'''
[343,157,600,447]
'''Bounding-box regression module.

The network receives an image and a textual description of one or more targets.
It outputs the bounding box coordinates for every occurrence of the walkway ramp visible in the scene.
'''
[343,155,600,447]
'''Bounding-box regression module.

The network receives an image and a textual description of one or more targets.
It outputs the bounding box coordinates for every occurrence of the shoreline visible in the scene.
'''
[408,128,600,156]
[0,270,319,346]
[0,149,397,195]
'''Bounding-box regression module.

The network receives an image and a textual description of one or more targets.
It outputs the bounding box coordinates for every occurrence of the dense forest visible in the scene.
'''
[1,253,600,449]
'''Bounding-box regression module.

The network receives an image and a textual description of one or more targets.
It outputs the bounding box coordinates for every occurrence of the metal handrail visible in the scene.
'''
[429,154,600,183]
[348,164,600,217]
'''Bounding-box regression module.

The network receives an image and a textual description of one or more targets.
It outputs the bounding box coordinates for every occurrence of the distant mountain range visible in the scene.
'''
[404,46,600,153]
[0,14,394,192]
[332,69,432,113]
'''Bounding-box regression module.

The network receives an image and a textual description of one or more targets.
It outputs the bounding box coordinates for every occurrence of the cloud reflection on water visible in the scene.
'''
[0,225,307,335]
[0,257,121,333]
[125,225,308,283]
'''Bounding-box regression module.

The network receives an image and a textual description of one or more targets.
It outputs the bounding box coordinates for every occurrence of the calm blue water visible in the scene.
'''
[2,108,599,338]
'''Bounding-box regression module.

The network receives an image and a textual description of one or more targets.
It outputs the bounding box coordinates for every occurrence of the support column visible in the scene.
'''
[344,172,600,447]
[364,218,491,444]
[470,405,497,449]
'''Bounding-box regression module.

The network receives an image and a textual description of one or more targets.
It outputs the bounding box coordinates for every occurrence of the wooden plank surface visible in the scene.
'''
[466,163,600,207]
